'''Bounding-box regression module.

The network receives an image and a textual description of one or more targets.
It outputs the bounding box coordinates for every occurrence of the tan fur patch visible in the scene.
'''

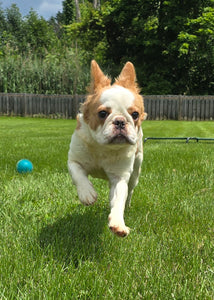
[134,94,145,123]
[82,61,113,131]
[127,95,145,128]
[76,114,81,130]
[82,91,112,131]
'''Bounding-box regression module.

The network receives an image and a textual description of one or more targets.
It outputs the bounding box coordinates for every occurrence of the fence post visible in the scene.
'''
[178,95,182,120]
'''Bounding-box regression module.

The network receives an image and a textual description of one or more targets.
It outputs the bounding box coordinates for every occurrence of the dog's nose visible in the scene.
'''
[113,117,126,129]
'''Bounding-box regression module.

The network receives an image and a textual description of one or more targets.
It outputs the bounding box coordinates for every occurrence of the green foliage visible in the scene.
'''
[0,50,90,94]
[5,4,22,34]
[99,0,214,94]
[62,0,74,25]
[65,3,107,62]
[0,1,214,94]
[0,118,214,298]
[178,6,214,94]
[0,5,58,57]
[23,10,56,56]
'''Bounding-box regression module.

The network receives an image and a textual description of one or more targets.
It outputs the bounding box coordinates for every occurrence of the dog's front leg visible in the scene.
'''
[68,161,97,205]
[108,178,130,237]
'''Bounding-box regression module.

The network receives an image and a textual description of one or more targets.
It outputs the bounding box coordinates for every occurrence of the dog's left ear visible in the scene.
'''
[116,62,140,93]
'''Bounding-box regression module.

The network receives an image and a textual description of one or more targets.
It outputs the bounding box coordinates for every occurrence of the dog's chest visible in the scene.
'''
[84,145,136,180]
[82,150,113,178]
[89,167,108,180]
[69,130,137,179]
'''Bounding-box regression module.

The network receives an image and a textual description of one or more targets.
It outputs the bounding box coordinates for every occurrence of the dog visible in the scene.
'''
[68,60,146,237]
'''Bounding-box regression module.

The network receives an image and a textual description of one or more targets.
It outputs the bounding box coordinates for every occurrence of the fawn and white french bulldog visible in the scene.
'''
[68,60,146,237]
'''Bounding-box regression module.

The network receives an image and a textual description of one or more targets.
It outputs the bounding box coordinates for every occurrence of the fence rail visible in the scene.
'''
[0,93,214,120]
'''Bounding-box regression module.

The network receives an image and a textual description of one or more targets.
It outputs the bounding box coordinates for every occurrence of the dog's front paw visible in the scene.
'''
[77,181,97,206]
[109,225,130,237]
[108,215,130,237]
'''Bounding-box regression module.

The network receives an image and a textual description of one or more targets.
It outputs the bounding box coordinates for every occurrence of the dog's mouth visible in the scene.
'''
[109,133,134,145]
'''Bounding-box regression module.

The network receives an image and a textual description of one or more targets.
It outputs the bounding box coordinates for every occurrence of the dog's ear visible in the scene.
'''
[89,60,111,93]
[116,62,140,93]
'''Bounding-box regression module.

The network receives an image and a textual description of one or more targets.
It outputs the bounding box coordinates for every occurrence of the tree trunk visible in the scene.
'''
[74,0,81,21]
[93,0,101,10]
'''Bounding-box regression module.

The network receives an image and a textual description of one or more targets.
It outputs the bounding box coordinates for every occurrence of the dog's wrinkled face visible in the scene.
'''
[94,85,142,145]
[82,60,145,145]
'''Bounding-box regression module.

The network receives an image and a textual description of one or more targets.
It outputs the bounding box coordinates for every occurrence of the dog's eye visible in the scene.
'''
[131,111,139,120]
[98,110,108,119]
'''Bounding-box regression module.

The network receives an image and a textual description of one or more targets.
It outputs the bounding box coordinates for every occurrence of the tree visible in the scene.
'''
[93,0,101,10]
[4,4,24,50]
[24,10,56,56]
[102,0,214,94]
[178,6,214,94]
[74,0,81,21]
[65,3,106,61]
[49,13,64,38]
[0,0,213,95]
[62,0,74,24]
[6,3,22,34]
[0,4,6,33]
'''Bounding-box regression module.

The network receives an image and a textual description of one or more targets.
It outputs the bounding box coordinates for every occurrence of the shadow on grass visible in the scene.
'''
[39,204,108,267]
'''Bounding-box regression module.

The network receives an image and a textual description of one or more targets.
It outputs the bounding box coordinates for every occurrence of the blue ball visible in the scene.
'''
[16,159,33,173]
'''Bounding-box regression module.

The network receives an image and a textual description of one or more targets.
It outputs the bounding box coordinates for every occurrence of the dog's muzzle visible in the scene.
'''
[110,116,133,144]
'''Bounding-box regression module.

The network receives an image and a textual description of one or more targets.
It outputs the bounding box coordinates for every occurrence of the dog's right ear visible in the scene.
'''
[89,60,111,93]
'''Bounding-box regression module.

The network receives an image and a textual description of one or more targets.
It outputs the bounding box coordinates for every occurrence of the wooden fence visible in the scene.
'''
[144,95,214,121]
[0,93,214,121]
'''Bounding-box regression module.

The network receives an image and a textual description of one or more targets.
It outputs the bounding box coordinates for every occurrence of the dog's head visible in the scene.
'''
[81,60,146,145]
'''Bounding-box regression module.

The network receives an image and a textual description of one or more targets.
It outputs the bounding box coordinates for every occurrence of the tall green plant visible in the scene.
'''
[0,49,90,94]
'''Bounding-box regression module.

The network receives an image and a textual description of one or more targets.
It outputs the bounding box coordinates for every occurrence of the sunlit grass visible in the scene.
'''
[0,117,214,299]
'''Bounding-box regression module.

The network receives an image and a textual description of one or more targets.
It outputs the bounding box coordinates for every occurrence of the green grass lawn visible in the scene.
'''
[0,117,214,299]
